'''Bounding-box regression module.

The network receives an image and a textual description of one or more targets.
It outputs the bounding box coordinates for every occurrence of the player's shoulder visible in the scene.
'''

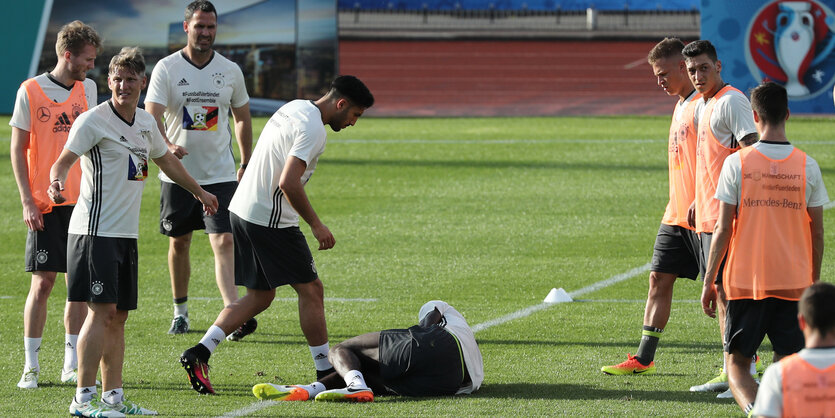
[717,86,751,107]
[82,77,97,90]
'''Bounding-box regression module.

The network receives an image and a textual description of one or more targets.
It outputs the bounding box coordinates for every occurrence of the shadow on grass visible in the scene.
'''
[325,157,666,173]
[477,338,720,352]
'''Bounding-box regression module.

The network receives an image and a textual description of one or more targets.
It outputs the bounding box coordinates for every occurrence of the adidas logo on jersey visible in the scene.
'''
[52,112,72,133]
[178,78,189,86]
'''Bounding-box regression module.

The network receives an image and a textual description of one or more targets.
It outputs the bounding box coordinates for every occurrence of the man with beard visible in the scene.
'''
[180,75,374,394]
[145,0,254,339]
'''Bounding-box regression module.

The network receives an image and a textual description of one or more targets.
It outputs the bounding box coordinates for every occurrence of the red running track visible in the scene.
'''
[339,40,681,117]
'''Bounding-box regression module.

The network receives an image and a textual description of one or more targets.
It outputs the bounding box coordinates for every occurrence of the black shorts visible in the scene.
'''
[725,298,804,358]
[159,181,236,236]
[378,325,464,397]
[67,234,138,311]
[699,232,727,284]
[25,206,73,273]
[231,213,317,290]
[650,223,701,280]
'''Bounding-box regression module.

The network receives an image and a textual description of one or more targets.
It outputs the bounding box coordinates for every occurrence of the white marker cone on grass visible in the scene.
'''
[544,287,573,303]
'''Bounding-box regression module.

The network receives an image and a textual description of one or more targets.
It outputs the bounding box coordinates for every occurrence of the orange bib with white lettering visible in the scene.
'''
[23,78,85,213]
[695,85,741,233]
[781,353,835,417]
[725,147,812,301]
[662,93,701,229]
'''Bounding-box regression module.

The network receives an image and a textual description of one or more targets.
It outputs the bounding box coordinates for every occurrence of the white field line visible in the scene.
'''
[574,299,699,303]
[470,263,651,333]
[217,401,277,418]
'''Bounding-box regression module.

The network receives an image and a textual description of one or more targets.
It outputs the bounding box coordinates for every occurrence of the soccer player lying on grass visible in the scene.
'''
[251,301,484,402]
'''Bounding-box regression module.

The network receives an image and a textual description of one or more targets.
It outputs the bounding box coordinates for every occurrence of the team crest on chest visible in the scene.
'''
[212,72,225,89]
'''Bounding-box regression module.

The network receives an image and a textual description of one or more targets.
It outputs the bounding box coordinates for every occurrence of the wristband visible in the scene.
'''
[240,163,248,169]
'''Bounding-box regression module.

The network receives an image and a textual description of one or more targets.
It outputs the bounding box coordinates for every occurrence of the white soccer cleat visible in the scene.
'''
[69,397,126,417]
[716,388,734,399]
[105,398,158,415]
[17,368,39,389]
[314,386,374,402]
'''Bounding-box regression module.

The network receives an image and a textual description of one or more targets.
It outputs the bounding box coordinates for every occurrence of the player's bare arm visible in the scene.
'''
[279,156,335,250]
[231,103,252,182]
[10,127,44,231]
[153,152,218,215]
[701,201,736,317]
[808,205,824,283]
[146,101,187,159]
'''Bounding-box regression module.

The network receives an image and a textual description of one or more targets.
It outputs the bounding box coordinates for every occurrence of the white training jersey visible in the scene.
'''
[418,301,485,394]
[10,74,97,131]
[145,50,249,185]
[229,100,326,228]
[715,141,829,208]
[66,101,168,238]
[697,87,757,148]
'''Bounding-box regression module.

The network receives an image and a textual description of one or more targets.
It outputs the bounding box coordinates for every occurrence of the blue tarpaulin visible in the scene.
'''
[338,1,699,11]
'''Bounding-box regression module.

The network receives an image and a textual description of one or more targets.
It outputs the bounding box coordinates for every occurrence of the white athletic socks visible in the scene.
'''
[344,370,368,389]
[64,334,78,372]
[76,386,97,403]
[24,337,41,371]
[102,387,124,405]
[174,299,188,318]
[309,343,332,371]
[199,325,227,354]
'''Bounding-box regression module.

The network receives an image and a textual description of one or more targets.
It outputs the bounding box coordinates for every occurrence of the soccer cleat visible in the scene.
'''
[168,315,189,335]
[314,386,374,402]
[105,399,158,415]
[62,368,79,384]
[180,348,214,394]
[69,397,125,417]
[689,369,728,392]
[226,318,257,341]
[716,388,734,399]
[252,383,310,401]
[17,367,39,389]
[601,354,656,375]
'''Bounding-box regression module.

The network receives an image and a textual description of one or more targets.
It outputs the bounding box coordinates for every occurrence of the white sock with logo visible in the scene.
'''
[199,325,226,354]
[344,370,368,389]
[309,343,332,371]
[24,337,41,371]
[102,387,124,405]
[76,386,97,403]
[64,334,79,372]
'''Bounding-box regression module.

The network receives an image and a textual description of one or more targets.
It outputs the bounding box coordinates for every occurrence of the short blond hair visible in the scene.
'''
[55,20,102,57]
[108,46,146,76]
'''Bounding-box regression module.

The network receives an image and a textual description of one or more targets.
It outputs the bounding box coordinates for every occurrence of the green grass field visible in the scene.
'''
[0,114,833,416]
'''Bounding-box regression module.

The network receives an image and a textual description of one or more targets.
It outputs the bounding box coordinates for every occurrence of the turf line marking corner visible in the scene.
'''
[217,400,277,418]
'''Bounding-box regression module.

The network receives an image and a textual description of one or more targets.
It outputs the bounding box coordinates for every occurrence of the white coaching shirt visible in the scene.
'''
[696,87,757,148]
[145,51,249,185]
[66,101,168,238]
[418,300,485,394]
[10,74,97,130]
[229,100,326,228]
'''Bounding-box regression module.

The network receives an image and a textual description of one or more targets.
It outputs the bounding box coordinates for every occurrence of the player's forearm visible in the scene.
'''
[280,180,323,229]
[235,120,252,165]
[10,134,35,205]
[704,204,735,283]
[809,206,825,282]
[49,149,80,185]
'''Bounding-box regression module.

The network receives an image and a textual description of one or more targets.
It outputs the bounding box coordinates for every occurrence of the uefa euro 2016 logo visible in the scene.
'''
[745,0,835,99]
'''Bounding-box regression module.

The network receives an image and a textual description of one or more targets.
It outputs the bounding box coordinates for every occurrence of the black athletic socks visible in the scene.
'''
[635,325,663,365]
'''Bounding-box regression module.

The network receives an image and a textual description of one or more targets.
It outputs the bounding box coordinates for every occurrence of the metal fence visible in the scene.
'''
[339,7,700,38]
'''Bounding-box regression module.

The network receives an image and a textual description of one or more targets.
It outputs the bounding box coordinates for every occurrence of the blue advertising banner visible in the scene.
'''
[701,0,835,113]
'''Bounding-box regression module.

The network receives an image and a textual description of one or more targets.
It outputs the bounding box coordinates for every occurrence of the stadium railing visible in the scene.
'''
[339,6,700,39]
